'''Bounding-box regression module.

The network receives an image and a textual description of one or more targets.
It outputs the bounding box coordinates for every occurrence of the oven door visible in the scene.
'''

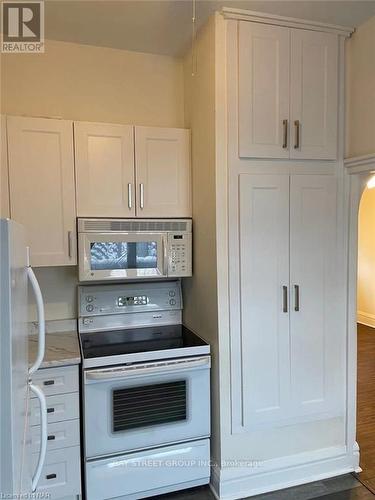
[83,356,210,459]
[78,232,167,281]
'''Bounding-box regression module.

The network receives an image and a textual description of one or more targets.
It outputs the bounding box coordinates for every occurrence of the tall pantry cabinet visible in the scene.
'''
[182,9,353,500]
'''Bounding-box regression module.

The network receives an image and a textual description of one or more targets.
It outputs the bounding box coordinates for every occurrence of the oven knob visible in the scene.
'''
[86,296,94,303]
[169,291,176,297]
[169,299,176,306]
[86,304,94,312]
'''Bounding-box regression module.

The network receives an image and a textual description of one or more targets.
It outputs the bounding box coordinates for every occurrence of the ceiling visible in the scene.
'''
[44,0,375,57]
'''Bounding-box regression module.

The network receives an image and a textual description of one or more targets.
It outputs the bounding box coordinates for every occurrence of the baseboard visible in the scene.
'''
[210,446,357,500]
[357,311,375,328]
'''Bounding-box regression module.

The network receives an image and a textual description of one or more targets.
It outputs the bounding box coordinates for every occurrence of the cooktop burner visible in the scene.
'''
[80,324,209,364]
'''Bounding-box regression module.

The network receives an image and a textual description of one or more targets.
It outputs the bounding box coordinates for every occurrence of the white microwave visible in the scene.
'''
[77,218,192,282]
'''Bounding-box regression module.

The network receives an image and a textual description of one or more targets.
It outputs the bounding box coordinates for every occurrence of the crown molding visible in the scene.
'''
[221,8,354,37]
[344,153,375,174]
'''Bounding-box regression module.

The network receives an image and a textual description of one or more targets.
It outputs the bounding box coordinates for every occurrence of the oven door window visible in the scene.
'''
[112,380,187,432]
[90,241,157,271]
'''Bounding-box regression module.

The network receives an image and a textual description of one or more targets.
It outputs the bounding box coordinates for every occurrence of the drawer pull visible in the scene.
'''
[47,408,55,414]
[43,380,55,386]
[46,473,57,480]
[47,435,55,441]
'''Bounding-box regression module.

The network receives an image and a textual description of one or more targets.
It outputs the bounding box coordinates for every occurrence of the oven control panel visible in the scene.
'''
[78,281,182,317]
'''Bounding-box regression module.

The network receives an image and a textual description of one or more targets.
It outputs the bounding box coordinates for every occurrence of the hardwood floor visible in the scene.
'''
[357,323,375,493]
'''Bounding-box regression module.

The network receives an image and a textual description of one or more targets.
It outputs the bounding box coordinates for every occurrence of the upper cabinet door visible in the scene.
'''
[74,122,135,217]
[7,116,76,267]
[238,22,290,158]
[135,127,191,218]
[290,30,338,160]
[1,115,10,218]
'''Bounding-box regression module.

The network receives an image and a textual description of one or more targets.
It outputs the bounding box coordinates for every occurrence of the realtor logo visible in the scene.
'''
[2,1,44,53]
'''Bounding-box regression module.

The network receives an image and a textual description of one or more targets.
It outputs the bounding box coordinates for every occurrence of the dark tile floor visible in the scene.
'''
[160,474,374,499]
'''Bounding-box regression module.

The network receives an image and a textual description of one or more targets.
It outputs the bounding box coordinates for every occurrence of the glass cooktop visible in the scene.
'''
[80,324,208,359]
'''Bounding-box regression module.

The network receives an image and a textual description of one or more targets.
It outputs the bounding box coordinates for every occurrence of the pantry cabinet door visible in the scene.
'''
[135,127,191,218]
[290,30,338,160]
[74,122,135,217]
[7,116,76,266]
[238,22,290,158]
[231,174,290,429]
[290,175,341,417]
[1,115,10,218]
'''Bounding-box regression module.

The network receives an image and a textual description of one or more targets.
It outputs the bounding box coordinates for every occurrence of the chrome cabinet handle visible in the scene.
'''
[282,119,288,149]
[282,286,288,313]
[294,120,300,149]
[127,183,132,209]
[68,231,72,259]
[294,285,300,312]
[139,183,144,209]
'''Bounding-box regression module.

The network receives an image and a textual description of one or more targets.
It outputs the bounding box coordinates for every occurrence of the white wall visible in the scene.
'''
[1,39,184,127]
[358,187,375,328]
[1,39,185,321]
[346,15,375,157]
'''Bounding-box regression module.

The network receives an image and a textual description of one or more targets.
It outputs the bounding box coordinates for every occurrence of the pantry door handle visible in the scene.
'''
[67,231,72,259]
[127,183,132,209]
[282,119,288,149]
[294,285,300,312]
[282,286,288,313]
[294,120,300,149]
[139,183,144,209]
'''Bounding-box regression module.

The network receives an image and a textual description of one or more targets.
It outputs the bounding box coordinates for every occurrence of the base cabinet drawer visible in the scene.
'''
[30,365,79,397]
[30,392,79,425]
[31,419,80,453]
[32,446,81,499]
[85,439,210,500]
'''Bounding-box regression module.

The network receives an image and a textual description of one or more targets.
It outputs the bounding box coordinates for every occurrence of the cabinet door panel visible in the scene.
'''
[290,30,338,159]
[74,122,135,217]
[290,175,341,416]
[231,174,290,429]
[135,127,191,217]
[238,22,290,158]
[7,116,76,266]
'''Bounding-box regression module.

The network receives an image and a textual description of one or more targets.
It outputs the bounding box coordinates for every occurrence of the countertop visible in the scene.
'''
[29,331,81,369]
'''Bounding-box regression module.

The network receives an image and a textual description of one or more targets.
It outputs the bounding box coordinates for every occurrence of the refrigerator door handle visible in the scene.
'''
[29,383,47,492]
[27,266,45,375]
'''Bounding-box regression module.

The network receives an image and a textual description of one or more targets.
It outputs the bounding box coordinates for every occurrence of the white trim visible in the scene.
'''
[221,8,354,37]
[357,311,375,329]
[344,153,375,174]
[211,446,357,500]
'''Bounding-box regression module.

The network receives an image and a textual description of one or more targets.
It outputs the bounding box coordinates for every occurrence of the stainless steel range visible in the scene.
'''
[78,281,211,500]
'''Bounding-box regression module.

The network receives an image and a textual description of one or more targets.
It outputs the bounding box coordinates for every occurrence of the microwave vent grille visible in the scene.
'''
[81,219,189,232]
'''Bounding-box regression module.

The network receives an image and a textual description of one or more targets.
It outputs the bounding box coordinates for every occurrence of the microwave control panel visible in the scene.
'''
[168,233,192,277]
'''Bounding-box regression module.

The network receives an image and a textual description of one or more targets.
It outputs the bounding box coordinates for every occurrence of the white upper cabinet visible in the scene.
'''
[290,30,338,159]
[7,116,77,267]
[239,23,290,158]
[74,123,191,218]
[1,115,10,218]
[135,126,191,218]
[74,122,135,217]
[238,22,338,160]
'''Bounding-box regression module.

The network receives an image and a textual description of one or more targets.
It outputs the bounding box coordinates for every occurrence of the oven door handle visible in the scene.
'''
[85,356,210,382]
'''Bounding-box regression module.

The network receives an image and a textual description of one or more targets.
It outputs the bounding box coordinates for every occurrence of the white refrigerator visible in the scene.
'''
[0,219,47,497]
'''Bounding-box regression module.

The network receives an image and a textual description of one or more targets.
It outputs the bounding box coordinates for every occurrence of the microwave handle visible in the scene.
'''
[162,236,168,276]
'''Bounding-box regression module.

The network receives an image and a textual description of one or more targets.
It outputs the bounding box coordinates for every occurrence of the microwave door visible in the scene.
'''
[79,233,166,282]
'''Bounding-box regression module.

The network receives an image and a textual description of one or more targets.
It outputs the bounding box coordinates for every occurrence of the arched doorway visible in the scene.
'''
[345,155,375,489]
